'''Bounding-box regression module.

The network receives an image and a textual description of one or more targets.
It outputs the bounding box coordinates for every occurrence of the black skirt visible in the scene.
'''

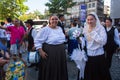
[38,43,68,80]
[84,54,108,80]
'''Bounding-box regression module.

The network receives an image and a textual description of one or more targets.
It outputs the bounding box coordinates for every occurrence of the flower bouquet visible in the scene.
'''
[70,28,87,79]
[72,29,83,39]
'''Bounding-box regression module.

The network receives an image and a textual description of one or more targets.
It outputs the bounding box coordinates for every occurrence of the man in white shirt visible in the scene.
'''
[104,18,120,80]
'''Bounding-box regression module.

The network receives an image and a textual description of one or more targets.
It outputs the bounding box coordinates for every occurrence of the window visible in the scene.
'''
[89,3,91,8]
[92,3,95,7]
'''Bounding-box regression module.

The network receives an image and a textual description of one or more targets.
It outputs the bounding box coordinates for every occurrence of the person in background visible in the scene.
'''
[4,18,14,52]
[0,57,9,80]
[24,19,37,52]
[104,18,120,80]
[101,21,105,26]
[57,14,65,34]
[0,22,7,45]
[83,12,107,80]
[19,20,27,54]
[41,22,47,28]
[0,18,25,58]
[0,40,10,80]
[67,22,81,56]
[24,19,38,80]
[73,17,81,28]
[20,20,26,31]
[34,15,68,80]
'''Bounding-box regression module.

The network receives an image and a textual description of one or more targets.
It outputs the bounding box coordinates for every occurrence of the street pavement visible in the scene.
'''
[23,52,120,80]
[110,53,120,80]
[67,53,120,80]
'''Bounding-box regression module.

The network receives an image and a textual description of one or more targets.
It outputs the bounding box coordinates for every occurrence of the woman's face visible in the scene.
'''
[49,16,58,28]
[86,15,96,27]
[105,20,112,27]
[13,19,20,26]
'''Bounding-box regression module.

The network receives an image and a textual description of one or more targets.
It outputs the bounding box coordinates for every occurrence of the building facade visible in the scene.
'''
[104,5,110,16]
[65,0,104,25]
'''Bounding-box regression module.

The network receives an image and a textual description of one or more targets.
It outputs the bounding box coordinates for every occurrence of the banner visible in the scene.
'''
[80,4,87,22]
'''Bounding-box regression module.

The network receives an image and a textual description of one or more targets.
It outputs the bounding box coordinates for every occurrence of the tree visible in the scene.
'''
[44,9,50,19]
[33,10,44,19]
[19,10,45,21]
[0,0,28,20]
[45,0,76,14]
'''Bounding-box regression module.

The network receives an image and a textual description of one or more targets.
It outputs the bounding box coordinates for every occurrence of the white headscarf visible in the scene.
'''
[84,12,103,33]
[89,12,102,28]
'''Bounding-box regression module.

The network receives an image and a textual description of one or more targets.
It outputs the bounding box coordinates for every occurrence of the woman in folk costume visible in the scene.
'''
[83,12,108,80]
[34,15,68,80]
[68,21,87,80]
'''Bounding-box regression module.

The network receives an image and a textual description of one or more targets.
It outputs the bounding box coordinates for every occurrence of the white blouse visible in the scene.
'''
[83,25,107,56]
[34,26,65,49]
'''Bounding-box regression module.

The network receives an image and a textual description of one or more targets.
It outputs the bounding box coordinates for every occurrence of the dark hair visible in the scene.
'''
[58,14,64,19]
[71,22,77,27]
[1,22,5,26]
[6,18,12,23]
[20,20,26,31]
[24,19,34,26]
[106,18,112,23]
[87,14,96,20]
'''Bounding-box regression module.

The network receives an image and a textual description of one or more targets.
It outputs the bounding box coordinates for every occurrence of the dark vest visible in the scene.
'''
[104,27,119,53]
[57,21,65,34]
[28,28,34,51]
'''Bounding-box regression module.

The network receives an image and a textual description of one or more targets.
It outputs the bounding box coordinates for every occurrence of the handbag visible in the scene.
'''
[27,51,40,64]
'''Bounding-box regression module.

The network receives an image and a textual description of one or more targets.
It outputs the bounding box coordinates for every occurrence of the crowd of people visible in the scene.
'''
[0,12,120,80]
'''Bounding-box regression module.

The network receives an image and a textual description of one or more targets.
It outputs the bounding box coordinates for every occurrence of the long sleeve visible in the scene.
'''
[83,26,107,56]
[34,27,49,50]
[114,28,120,47]
[89,26,107,46]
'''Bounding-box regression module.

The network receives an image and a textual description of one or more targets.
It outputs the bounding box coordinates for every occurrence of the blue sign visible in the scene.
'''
[80,4,87,22]
[81,4,87,9]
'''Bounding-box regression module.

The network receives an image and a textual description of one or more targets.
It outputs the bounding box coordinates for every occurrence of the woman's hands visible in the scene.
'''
[38,48,48,59]
[88,26,95,33]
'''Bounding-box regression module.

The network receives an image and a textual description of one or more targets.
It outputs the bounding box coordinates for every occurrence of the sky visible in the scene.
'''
[25,0,110,14]
[24,0,49,14]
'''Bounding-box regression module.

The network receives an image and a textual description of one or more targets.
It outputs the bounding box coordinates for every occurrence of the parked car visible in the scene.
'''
[33,20,48,32]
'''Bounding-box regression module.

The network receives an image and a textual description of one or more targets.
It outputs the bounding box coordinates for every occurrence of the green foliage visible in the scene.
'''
[45,0,76,14]
[19,10,45,21]
[33,10,44,19]
[0,0,28,20]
